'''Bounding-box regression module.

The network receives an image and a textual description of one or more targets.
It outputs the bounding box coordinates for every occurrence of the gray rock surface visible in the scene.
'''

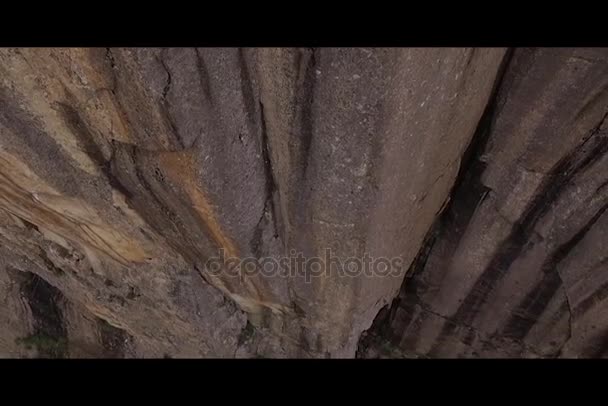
[1,47,605,358]
[358,48,608,358]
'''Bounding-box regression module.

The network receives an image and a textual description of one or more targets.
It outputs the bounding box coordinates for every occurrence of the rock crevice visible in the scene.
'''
[1,47,606,358]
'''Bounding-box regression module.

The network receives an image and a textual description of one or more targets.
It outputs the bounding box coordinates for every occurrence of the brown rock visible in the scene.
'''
[360,48,608,359]
[3,47,604,358]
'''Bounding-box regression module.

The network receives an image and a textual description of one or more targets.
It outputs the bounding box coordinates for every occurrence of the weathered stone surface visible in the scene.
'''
[256,48,506,355]
[3,47,604,358]
[359,48,608,358]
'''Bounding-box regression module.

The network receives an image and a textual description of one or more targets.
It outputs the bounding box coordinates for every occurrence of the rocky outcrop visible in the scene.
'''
[359,48,608,358]
[0,47,605,358]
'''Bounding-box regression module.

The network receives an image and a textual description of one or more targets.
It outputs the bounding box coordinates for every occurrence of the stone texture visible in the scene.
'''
[2,47,604,358]
[359,48,608,359]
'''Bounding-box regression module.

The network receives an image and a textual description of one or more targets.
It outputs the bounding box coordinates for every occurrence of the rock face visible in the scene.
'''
[0,47,605,358]
[359,48,608,358]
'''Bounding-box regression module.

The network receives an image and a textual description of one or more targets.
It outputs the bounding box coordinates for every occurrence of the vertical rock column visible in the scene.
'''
[256,48,506,356]
[363,48,608,358]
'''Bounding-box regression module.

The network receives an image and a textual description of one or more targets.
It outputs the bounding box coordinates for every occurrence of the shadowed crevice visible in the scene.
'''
[15,271,68,358]
[357,49,515,358]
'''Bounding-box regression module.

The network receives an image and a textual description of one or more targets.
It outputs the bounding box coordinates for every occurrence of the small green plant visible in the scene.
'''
[16,333,68,358]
